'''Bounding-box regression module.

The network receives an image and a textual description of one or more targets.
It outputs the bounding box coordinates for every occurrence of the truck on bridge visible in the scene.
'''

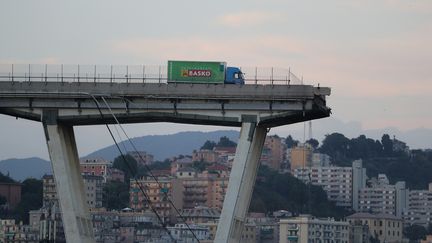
[167,60,245,85]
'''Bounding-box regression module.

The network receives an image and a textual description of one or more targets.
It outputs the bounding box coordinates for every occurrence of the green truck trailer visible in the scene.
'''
[167,60,244,84]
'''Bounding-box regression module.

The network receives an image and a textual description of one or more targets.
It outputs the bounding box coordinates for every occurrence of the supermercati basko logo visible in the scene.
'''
[181,69,212,77]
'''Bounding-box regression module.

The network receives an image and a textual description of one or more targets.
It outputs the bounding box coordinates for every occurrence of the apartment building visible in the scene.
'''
[279,215,350,243]
[167,224,212,242]
[192,149,218,163]
[359,186,396,216]
[0,182,21,209]
[205,176,229,210]
[83,175,104,209]
[80,158,111,182]
[358,177,407,216]
[347,212,403,243]
[129,176,184,223]
[289,144,313,172]
[42,174,103,209]
[0,219,39,243]
[246,213,279,243]
[261,135,287,171]
[171,157,194,175]
[196,220,258,243]
[293,166,353,208]
[403,183,432,227]
[42,175,57,206]
[213,146,236,165]
[29,204,65,242]
[181,175,229,210]
[182,176,209,208]
[178,206,220,224]
[311,153,331,167]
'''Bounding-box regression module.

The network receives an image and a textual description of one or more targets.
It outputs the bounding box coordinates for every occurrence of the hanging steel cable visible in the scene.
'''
[90,95,178,243]
[99,96,201,243]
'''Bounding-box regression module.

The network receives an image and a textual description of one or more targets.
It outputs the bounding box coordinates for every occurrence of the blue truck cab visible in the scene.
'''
[225,67,245,85]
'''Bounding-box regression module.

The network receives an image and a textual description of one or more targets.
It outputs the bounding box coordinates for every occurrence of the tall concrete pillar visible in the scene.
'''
[215,122,267,243]
[43,112,95,243]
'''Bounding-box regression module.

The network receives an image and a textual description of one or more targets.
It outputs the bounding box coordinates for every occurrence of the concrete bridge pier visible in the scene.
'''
[215,122,267,243]
[43,111,95,243]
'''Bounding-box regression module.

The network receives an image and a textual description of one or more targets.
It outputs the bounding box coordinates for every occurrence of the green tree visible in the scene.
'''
[113,154,138,181]
[251,165,350,219]
[149,159,171,170]
[217,136,237,147]
[285,135,298,148]
[381,134,393,156]
[103,181,129,210]
[306,138,319,150]
[404,225,427,242]
[0,172,15,183]
[13,178,43,224]
[317,133,431,189]
[137,160,172,178]
[348,135,383,159]
[191,161,210,172]
[201,140,216,150]
[319,133,350,165]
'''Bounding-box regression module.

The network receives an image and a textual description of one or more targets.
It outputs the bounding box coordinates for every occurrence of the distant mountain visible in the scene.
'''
[0,157,52,182]
[85,130,240,161]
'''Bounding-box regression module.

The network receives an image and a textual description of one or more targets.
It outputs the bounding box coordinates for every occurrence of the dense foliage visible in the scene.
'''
[0,171,15,183]
[113,154,138,181]
[191,161,210,172]
[12,179,43,224]
[319,133,432,189]
[250,165,351,219]
[285,135,299,148]
[201,140,217,150]
[404,224,427,242]
[137,159,171,177]
[201,136,237,150]
[217,136,237,147]
[103,181,129,210]
[0,173,43,223]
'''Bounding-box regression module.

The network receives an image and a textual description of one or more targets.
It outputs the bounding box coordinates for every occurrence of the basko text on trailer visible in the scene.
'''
[167,60,245,85]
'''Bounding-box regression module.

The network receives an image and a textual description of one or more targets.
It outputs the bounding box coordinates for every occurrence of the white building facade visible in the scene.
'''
[403,183,432,227]
[293,166,353,208]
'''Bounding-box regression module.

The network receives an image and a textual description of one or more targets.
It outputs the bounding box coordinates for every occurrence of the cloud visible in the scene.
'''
[109,36,305,67]
[109,32,432,97]
[216,11,283,28]
[335,0,432,14]
[382,0,432,14]
[0,57,60,65]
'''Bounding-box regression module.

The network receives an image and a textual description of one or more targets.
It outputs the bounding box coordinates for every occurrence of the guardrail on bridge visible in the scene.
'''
[0,64,305,85]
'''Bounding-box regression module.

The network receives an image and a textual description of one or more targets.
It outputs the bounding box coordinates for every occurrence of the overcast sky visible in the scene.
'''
[1,0,431,160]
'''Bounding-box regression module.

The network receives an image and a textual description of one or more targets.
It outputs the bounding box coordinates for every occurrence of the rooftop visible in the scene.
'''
[347,212,401,221]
